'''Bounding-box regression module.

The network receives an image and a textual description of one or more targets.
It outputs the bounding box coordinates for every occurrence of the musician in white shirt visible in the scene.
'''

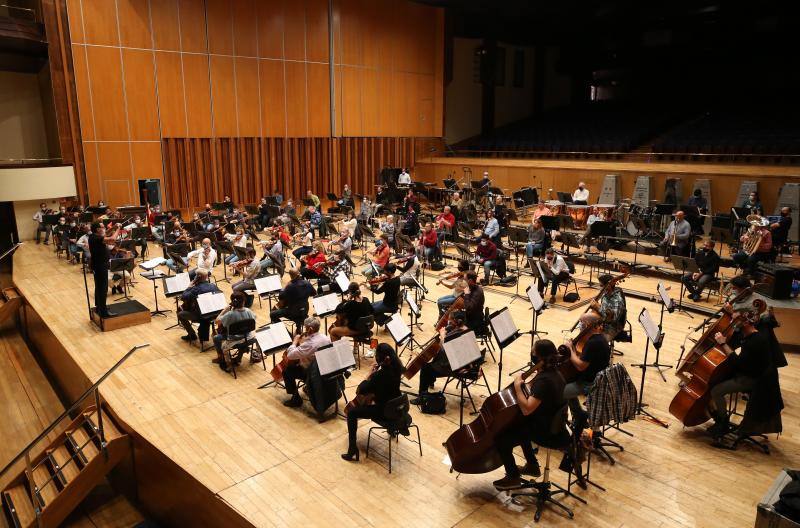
[398,168,412,185]
[187,238,217,280]
[537,248,571,303]
[572,182,589,205]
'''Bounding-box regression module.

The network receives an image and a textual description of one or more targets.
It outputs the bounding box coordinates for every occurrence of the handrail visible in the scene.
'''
[444,149,800,159]
[0,242,22,263]
[0,157,64,165]
[0,343,149,479]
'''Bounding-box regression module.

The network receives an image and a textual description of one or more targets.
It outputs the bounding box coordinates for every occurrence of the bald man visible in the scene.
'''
[186,237,217,280]
[661,210,692,260]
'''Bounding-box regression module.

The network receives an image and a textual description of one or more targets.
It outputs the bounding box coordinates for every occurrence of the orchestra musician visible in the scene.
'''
[682,240,720,301]
[34,202,53,244]
[398,168,412,186]
[369,263,401,325]
[306,190,321,209]
[462,270,485,332]
[222,195,234,213]
[231,247,260,307]
[435,206,456,247]
[88,221,123,318]
[687,188,708,213]
[477,210,500,246]
[451,192,464,213]
[258,236,285,276]
[660,210,692,261]
[526,218,546,258]
[493,195,507,228]
[589,274,627,342]
[299,242,329,287]
[292,225,315,260]
[401,203,420,237]
[224,226,249,266]
[770,207,792,252]
[581,207,603,250]
[329,228,353,258]
[436,260,469,316]
[338,184,353,208]
[177,269,222,343]
[402,189,418,213]
[282,317,331,408]
[538,248,571,303]
[341,343,404,462]
[395,245,420,286]
[363,234,391,279]
[212,291,258,372]
[270,268,316,332]
[329,282,373,341]
[258,197,271,228]
[418,222,438,262]
[479,171,491,189]
[563,313,611,437]
[492,339,565,491]
[572,182,589,205]
[733,217,772,275]
[741,191,762,215]
[305,206,322,232]
[340,210,358,242]
[380,215,396,248]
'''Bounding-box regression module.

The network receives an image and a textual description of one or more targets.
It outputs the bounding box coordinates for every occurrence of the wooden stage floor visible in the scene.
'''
[10,243,800,528]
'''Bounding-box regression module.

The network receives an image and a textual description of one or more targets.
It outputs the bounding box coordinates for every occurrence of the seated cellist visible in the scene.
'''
[493,339,565,491]
[328,283,373,342]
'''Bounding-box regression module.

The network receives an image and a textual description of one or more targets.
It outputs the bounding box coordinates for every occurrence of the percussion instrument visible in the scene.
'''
[567,204,589,229]
[544,200,564,216]
[595,204,616,222]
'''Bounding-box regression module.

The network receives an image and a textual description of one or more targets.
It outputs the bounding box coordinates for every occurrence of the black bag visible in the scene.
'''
[430,261,446,271]
[563,292,580,303]
[419,392,446,414]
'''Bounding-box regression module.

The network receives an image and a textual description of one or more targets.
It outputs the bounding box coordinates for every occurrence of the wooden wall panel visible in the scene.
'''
[256,1,284,59]
[104,179,133,206]
[71,46,94,141]
[340,66,361,136]
[122,49,159,140]
[65,0,83,44]
[117,0,152,49]
[81,0,118,46]
[235,57,261,136]
[284,62,308,137]
[130,142,163,183]
[86,46,127,140]
[83,144,101,202]
[150,0,181,51]
[360,68,379,136]
[154,51,187,137]
[182,54,213,137]
[178,0,208,53]
[232,0,258,57]
[210,56,237,136]
[283,1,307,62]
[97,142,133,205]
[306,0,330,63]
[259,60,286,136]
[307,62,331,137]
[206,0,234,55]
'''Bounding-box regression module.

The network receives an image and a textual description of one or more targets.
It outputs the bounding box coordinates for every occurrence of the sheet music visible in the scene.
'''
[139,257,166,270]
[638,308,661,344]
[443,331,481,370]
[164,272,191,295]
[255,274,282,295]
[141,269,165,279]
[312,292,340,316]
[197,292,227,314]
[335,271,350,293]
[405,290,420,316]
[535,261,547,282]
[255,322,292,353]
[657,282,673,310]
[316,338,356,375]
[526,285,544,311]
[386,313,411,344]
[490,308,518,344]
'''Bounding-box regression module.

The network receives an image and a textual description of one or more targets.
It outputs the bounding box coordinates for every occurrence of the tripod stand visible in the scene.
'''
[632,307,669,428]
[632,284,675,382]
[670,255,697,318]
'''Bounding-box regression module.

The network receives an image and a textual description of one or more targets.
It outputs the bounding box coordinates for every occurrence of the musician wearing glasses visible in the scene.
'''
[282,317,331,408]
[682,240,720,301]
[178,269,221,343]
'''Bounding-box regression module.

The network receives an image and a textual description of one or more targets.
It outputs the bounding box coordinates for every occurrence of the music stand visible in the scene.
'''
[506,226,529,275]
[314,339,357,418]
[488,307,522,392]
[214,240,234,283]
[139,267,170,317]
[631,282,675,382]
[254,274,283,311]
[110,257,135,301]
[632,308,669,428]
[560,232,580,256]
[312,292,340,334]
[131,226,150,261]
[386,312,414,357]
[255,322,293,390]
[442,329,483,426]
[539,215,559,232]
[161,272,191,330]
[557,192,573,203]
[669,255,698,318]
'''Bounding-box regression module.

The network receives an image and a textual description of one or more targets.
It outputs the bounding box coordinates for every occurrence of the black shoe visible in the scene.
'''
[519,461,541,478]
[181,334,197,342]
[410,395,424,406]
[283,395,303,408]
[341,449,360,462]
[493,475,524,491]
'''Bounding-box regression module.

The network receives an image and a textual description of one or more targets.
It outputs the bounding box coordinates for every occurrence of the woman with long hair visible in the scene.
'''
[341,343,404,461]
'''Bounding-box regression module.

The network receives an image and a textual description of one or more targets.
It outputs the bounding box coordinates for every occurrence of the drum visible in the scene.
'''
[568,204,589,229]
[595,204,616,222]
[626,220,641,237]
[545,200,564,216]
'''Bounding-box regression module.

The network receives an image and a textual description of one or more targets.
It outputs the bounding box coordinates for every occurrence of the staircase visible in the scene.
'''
[1,405,130,528]
[0,288,21,325]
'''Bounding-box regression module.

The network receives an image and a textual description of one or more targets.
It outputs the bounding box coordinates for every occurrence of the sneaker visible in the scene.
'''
[493,475,524,491]
[283,395,303,408]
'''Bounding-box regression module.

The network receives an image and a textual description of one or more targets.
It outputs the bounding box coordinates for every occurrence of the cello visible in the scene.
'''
[444,320,599,474]
[668,286,762,426]
[403,295,464,379]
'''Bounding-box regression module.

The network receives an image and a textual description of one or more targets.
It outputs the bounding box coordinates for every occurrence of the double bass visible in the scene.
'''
[668,286,763,426]
[403,295,464,379]
[444,321,599,474]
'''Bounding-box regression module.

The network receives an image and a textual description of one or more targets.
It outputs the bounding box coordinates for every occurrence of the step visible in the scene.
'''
[83,409,124,442]
[2,484,36,528]
[66,427,99,467]
[30,462,58,509]
[48,445,80,486]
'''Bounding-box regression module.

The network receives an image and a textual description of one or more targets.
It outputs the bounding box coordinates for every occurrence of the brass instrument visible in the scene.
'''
[742,214,767,256]
[670,225,678,247]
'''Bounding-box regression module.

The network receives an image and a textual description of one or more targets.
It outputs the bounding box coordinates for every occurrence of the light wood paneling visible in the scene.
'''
[307,62,331,137]
[178,0,208,53]
[71,45,94,141]
[80,0,118,46]
[210,55,237,136]
[83,143,101,202]
[339,66,360,136]
[104,179,132,205]
[360,67,379,136]
[259,60,286,136]
[232,0,258,57]
[65,0,83,44]
[305,0,329,63]
[206,0,234,55]
[284,61,308,137]
[235,57,261,136]
[154,51,187,137]
[150,0,181,51]
[182,54,213,137]
[122,49,159,141]
[256,1,284,59]
[283,0,306,62]
[86,45,127,141]
[97,142,133,204]
[117,0,152,49]
[130,141,163,183]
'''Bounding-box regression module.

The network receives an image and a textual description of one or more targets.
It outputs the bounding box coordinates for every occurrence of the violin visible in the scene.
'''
[436,270,462,286]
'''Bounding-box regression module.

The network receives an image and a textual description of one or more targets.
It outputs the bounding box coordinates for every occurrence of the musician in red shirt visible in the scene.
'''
[300,242,328,280]
[476,234,498,284]
[436,206,456,249]
[363,234,391,279]
[418,223,438,261]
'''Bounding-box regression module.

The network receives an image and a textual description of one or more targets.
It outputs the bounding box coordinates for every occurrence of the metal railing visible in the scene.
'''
[0,157,64,166]
[0,343,149,527]
[442,148,800,162]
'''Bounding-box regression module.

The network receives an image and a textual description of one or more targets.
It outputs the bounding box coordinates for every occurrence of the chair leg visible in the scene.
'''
[412,425,422,456]
[388,430,392,474]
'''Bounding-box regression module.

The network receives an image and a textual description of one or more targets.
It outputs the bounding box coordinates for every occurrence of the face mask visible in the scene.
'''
[480,241,487,246]
[202,244,210,249]
[70,222,76,227]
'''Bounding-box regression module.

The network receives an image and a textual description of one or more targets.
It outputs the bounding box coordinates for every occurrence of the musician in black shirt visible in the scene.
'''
[410,311,472,403]
[341,343,403,461]
[494,340,565,490]
[564,313,611,433]
[270,268,315,332]
[329,283,373,341]
[462,271,485,333]
[371,263,400,325]
[770,207,792,249]
[681,240,721,301]
[88,222,118,318]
